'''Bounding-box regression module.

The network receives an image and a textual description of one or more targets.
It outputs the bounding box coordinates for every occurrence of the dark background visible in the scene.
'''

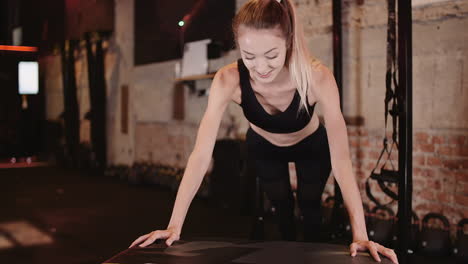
[134,0,236,65]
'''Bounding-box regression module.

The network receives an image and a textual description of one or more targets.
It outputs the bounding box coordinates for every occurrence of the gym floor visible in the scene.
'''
[0,165,264,264]
[0,166,460,264]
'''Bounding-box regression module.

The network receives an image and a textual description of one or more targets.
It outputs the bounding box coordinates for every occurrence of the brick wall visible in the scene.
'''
[329,126,468,233]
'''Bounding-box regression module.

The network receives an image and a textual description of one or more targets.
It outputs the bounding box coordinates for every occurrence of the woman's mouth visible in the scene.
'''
[257,71,272,78]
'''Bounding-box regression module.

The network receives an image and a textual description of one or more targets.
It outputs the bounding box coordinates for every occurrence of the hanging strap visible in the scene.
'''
[373,0,398,173]
[366,0,400,206]
[385,0,398,143]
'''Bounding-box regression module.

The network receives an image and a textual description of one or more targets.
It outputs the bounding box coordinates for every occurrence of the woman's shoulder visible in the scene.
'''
[213,61,240,90]
[308,57,336,101]
[312,61,333,85]
[207,61,241,103]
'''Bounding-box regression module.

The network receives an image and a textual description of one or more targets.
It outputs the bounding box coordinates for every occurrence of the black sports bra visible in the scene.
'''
[237,59,316,134]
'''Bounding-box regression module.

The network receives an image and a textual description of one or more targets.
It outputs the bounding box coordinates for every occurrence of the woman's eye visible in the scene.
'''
[266,56,278,60]
[245,57,255,60]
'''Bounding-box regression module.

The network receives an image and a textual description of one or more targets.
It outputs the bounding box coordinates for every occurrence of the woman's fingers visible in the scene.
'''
[130,230,169,248]
[139,230,169,247]
[368,242,381,262]
[349,243,358,257]
[350,241,398,264]
[349,241,367,257]
[129,233,151,248]
[376,244,398,264]
[165,233,180,246]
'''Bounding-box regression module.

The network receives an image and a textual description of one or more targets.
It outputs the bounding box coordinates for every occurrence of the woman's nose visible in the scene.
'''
[254,59,270,73]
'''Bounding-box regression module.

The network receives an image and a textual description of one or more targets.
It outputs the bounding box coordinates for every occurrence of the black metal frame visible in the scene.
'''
[332,0,345,233]
[85,32,109,170]
[397,0,413,259]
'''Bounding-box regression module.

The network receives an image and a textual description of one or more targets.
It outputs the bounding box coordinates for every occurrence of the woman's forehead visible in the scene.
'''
[237,26,286,51]
[237,24,284,38]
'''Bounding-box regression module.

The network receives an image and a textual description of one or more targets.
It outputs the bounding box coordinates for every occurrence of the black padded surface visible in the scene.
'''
[103,240,393,264]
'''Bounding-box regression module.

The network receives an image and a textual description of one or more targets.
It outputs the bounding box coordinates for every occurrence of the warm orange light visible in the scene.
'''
[0,45,38,52]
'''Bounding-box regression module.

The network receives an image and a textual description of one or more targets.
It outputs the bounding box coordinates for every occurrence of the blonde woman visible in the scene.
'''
[131,0,398,263]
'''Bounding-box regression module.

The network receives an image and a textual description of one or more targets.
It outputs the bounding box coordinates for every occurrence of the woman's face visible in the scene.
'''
[237,25,288,84]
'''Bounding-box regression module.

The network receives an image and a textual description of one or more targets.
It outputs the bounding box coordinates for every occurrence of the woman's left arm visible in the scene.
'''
[313,65,398,264]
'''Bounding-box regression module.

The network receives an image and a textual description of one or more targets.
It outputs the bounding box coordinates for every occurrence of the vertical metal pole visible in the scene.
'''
[397,0,413,260]
[332,0,345,234]
[61,39,80,167]
[94,34,108,170]
[333,0,343,109]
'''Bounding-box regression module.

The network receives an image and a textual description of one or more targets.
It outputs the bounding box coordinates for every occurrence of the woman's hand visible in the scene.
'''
[129,227,180,248]
[350,240,398,264]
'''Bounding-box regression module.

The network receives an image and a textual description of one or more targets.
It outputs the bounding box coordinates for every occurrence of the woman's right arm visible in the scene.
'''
[130,64,239,248]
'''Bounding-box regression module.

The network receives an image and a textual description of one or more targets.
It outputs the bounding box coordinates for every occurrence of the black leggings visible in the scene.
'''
[246,123,332,242]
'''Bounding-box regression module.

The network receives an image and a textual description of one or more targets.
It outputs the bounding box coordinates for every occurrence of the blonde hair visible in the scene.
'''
[232,0,321,113]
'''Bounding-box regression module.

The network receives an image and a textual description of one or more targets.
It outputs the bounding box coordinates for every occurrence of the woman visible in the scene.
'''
[131,0,398,263]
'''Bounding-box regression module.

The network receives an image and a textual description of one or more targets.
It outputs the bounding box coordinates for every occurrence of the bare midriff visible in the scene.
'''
[250,113,320,147]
